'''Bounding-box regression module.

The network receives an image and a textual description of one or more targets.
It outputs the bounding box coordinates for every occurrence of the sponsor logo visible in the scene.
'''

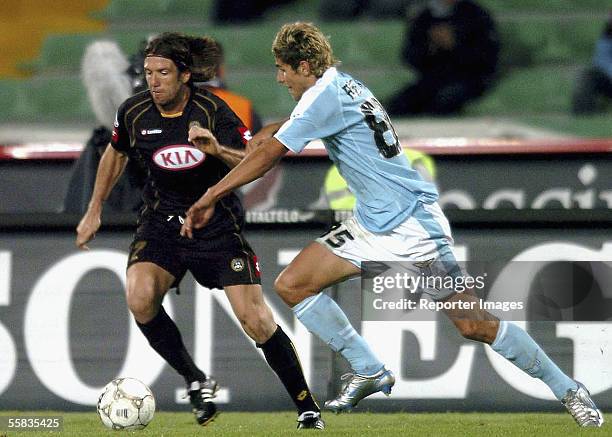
[439,164,612,210]
[0,240,610,408]
[141,128,162,135]
[111,127,118,143]
[152,145,205,171]
[231,258,245,272]
[238,127,252,145]
[246,209,316,224]
[296,390,308,401]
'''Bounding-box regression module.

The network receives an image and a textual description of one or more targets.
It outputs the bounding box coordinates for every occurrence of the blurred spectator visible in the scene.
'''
[387,0,500,116]
[321,148,436,210]
[320,0,413,20]
[190,37,263,133]
[213,0,297,24]
[571,12,612,115]
[63,40,145,214]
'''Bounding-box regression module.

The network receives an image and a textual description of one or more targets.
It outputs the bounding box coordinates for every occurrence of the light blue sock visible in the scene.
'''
[491,321,577,400]
[293,293,384,376]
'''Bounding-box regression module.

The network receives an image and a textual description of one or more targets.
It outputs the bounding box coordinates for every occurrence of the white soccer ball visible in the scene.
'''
[97,377,155,430]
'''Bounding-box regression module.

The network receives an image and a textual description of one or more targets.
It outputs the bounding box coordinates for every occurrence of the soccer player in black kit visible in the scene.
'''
[76,33,324,430]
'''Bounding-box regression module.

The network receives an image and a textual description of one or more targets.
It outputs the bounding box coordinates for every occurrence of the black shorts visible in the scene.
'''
[127,212,261,289]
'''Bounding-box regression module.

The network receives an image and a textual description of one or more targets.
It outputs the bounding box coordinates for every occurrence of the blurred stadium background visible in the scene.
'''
[0,0,610,430]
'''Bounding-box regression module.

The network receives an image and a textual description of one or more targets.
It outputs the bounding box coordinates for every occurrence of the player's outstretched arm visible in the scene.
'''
[76,145,128,250]
[180,137,288,238]
[188,124,244,168]
[246,118,288,153]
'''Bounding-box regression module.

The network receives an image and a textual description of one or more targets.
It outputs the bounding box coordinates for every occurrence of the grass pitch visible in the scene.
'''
[1,411,609,437]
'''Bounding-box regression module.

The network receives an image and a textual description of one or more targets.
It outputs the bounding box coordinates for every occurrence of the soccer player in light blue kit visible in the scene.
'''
[181,22,604,427]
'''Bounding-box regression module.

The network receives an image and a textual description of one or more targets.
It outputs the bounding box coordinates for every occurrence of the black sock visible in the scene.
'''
[257,325,320,414]
[136,306,206,385]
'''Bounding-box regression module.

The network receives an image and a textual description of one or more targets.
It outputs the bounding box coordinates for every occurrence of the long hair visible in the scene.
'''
[189,36,223,82]
[272,22,338,77]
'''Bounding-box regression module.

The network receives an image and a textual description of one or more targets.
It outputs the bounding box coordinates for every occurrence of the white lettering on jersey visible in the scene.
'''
[141,129,162,135]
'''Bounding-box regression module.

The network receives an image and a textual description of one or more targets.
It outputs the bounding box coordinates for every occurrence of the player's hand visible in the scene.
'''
[189,125,220,156]
[180,191,217,239]
[76,209,102,250]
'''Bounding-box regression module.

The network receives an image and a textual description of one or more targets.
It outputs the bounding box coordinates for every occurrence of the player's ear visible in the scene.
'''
[181,70,191,84]
[298,60,310,76]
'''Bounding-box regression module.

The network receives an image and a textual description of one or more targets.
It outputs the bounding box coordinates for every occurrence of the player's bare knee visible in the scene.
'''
[126,296,157,322]
[126,279,158,321]
[274,273,307,307]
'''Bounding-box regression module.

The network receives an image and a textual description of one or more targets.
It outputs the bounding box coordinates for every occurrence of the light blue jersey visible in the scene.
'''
[275,67,438,233]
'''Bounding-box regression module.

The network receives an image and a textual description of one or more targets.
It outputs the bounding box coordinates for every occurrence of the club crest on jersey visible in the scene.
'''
[230,258,245,272]
[152,145,205,171]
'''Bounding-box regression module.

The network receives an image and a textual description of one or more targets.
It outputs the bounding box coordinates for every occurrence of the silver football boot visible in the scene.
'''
[324,368,395,413]
[561,381,604,427]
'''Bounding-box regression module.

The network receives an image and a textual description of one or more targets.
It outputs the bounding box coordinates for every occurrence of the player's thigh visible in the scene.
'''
[276,241,360,295]
[126,261,175,303]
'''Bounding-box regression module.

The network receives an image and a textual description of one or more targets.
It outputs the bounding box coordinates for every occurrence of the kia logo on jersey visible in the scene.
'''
[152,145,205,171]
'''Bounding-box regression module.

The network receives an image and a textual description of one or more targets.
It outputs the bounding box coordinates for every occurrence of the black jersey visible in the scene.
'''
[111,86,250,235]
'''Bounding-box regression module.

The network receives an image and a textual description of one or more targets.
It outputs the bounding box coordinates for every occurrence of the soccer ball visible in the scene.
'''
[97,377,156,430]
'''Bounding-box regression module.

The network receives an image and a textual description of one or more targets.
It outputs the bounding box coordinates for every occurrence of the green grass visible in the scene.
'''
[1,411,609,437]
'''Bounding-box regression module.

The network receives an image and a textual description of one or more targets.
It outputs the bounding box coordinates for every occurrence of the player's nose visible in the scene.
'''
[149,73,161,87]
[276,70,284,84]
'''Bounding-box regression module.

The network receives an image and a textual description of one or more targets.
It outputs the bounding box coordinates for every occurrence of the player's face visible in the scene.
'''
[275,58,315,101]
[144,56,190,107]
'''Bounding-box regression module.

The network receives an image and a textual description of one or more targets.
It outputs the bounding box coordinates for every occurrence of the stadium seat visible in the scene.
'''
[498,17,604,69]
[479,0,608,14]
[93,0,213,23]
[0,77,91,122]
[23,17,604,76]
[4,0,611,132]
[466,65,575,116]
[22,22,405,75]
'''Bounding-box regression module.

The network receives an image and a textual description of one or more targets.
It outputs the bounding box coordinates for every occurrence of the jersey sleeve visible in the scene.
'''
[274,87,341,154]
[110,102,130,153]
[213,100,250,150]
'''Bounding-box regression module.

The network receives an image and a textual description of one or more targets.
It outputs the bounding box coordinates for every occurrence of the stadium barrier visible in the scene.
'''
[0,209,610,411]
[1,137,611,213]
